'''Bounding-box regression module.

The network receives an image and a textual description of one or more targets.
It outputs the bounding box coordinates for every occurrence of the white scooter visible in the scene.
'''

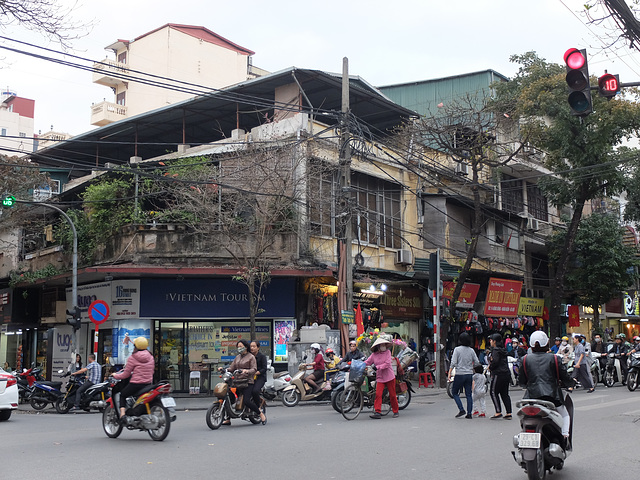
[603,345,625,387]
[512,395,574,480]
[262,359,291,400]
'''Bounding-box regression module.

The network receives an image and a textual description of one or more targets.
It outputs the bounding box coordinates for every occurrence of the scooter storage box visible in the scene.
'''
[213,382,228,398]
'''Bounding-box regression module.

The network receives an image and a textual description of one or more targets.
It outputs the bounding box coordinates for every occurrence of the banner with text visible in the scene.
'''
[518,297,545,316]
[484,278,523,317]
[443,282,480,308]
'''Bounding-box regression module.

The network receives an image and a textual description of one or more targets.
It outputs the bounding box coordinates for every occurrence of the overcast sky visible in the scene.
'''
[1,0,638,136]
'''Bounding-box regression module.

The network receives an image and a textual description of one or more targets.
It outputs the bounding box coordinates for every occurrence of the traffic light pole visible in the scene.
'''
[16,201,79,358]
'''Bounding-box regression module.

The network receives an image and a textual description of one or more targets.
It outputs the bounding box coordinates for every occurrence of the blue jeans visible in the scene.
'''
[452,374,473,414]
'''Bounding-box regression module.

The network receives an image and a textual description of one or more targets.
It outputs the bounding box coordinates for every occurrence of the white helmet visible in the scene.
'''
[529,331,549,348]
[310,343,321,350]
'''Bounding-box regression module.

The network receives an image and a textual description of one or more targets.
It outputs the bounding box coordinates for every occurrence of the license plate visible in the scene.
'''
[518,433,541,448]
[161,397,176,408]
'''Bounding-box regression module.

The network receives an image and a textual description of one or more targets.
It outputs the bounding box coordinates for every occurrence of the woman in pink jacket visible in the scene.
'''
[365,336,399,419]
[112,336,155,420]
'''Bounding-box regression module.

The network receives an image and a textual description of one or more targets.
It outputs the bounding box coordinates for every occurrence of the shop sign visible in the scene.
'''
[140,278,295,318]
[378,287,423,318]
[624,291,640,316]
[518,297,545,316]
[443,282,480,308]
[66,280,141,320]
[484,278,523,317]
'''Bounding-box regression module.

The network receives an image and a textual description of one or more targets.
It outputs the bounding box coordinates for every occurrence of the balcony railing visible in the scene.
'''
[92,59,129,86]
[90,101,128,126]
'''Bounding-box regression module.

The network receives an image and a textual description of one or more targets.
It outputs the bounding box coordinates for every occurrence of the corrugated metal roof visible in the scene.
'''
[378,69,508,118]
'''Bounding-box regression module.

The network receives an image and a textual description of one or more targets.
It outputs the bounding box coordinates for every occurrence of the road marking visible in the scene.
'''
[575,396,640,412]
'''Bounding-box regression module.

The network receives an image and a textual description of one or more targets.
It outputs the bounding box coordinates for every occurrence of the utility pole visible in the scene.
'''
[338,57,353,353]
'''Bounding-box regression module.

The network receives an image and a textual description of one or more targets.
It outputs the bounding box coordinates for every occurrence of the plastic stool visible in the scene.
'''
[419,372,434,388]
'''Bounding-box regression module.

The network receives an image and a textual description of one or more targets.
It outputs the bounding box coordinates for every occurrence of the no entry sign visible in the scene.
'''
[88,300,109,325]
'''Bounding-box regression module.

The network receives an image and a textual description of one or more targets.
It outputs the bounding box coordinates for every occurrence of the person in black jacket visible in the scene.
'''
[343,340,365,363]
[488,333,513,420]
[249,340,268,424]
[519,331,575,438]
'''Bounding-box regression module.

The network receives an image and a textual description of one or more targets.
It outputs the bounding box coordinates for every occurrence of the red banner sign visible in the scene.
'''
[443,282,480,307]
[484,278,523,317]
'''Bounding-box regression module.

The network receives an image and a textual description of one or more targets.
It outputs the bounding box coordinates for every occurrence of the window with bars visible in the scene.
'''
[526,184,548,221]
[501,175,523,215]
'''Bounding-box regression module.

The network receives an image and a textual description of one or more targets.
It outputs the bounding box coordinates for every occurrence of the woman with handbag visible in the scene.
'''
[219,339,265,425]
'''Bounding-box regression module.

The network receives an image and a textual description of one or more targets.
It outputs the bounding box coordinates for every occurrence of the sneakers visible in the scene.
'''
[455,410,466,418]
[472,411,479,417]
[370,412,382,419]
[69,406,79,412]
[465,414,473,419]
[478,413,486,418]
[393,412,399,418]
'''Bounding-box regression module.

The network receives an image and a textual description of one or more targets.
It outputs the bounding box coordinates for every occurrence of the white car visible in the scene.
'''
[0,368,18,421]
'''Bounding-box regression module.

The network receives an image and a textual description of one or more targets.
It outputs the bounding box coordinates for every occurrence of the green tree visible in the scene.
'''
[492,51,640,338]
[548,212,638,334]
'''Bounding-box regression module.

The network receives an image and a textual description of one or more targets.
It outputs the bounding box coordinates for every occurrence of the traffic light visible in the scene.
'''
[598,73,620,99]
[1,195,15,208]
[66,306,81,331]
[564,48,592,116]
[428,252,438,293]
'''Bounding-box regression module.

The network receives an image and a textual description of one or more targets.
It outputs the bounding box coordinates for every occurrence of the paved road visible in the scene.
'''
[4,384,639,479]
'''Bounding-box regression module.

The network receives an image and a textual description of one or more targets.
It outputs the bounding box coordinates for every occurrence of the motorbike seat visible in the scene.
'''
[273,372,289,379]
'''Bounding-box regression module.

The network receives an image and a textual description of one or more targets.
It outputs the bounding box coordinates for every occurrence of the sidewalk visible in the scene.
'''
[16,385,443,414]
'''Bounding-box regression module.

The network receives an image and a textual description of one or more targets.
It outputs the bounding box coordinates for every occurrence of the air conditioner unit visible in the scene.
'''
[394,249,413,266]
[527,217,540,231]
[455,162,469,176]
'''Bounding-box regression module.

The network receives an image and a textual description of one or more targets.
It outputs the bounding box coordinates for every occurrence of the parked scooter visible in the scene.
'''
[28,370,66,410]
[281,362,334,407]
[55,371,111,414]
[590,352,604,385]
[626,352,640,391]
[102,379,176,441]
[13,366,44,403]
[511,395,574,480]
[206,369,265,429]
[261,360,291,400]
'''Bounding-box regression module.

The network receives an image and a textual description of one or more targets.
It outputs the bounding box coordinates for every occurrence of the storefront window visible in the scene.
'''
[158,322,186,392]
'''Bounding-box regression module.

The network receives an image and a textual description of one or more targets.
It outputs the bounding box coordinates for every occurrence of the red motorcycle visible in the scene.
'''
[102,379,176,441]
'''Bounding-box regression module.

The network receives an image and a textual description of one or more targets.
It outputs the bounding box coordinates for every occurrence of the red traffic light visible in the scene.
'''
[564,48,585,69]
[598,73,620,98]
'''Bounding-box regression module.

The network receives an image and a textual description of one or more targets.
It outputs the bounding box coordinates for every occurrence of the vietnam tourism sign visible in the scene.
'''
[484,278,523,317]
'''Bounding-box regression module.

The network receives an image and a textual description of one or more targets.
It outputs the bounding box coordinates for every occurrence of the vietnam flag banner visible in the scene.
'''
[567,304,581,327]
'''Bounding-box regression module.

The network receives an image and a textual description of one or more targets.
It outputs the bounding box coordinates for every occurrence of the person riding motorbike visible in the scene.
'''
[112,336,155,422]
[611,334,629,384]
[325,348,341,369]
[519,331,575,445]
[557,336,573,365]
[343,340,364,363]
[304,343,325,393]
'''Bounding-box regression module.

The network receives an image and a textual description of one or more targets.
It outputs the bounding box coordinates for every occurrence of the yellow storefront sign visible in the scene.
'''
[518,297,545,316]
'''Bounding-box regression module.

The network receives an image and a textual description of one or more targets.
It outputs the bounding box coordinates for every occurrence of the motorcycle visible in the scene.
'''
[508,355,519,386]
[206,369,265,429]
[590,352,604,385]
[55,371,111,414]
[603,349,625,387]
[282,362,335,407]
[13,366,44,403]
[626,352,640,391]
[511,394,573,480]
[28,376,64,410]
[261,360,291,400]
[102,379,176,441]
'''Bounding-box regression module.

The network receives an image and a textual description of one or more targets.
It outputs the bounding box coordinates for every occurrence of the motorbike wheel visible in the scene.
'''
[102,404,123,439]
[604,370,615,388]
[147,402,171,441]
[281,389,300,407]
[206,402,224,430]
[340,384,363,421]
[331,388,344,413]
[30,397,48,410]
[55,397,72,414]
[446,381,453,399]
[525,447,546,480]
[248,410,261,425]
[397,389,412,410]
[628,371,639,392]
